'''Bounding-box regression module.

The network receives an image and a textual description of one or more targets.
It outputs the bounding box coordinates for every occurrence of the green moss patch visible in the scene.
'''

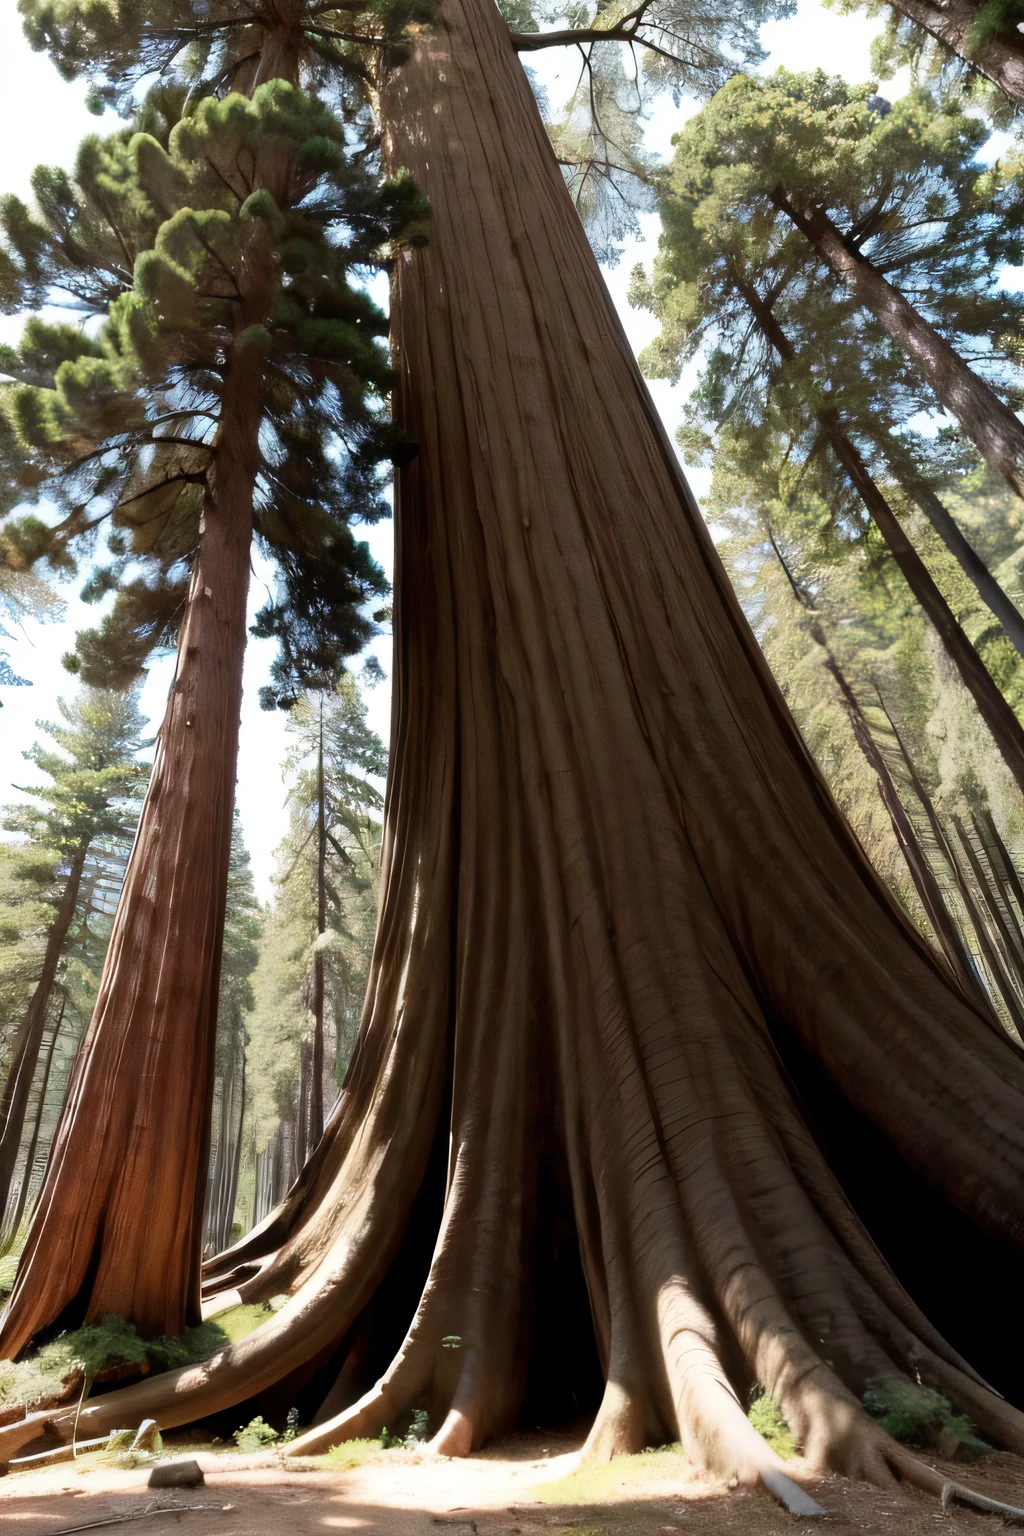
[533,1445,686,1504]
[0,1314,231,1410]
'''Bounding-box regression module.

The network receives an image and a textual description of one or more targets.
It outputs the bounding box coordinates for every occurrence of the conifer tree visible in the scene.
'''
[12,0,1024,1519]
[656,72,1024,497]
[0,688,148,1228]
[0,27,423,1347]
[280,677,385,1152]
[631,140,1024,791]
[230,683,383,1224]
[831,0,1024,111]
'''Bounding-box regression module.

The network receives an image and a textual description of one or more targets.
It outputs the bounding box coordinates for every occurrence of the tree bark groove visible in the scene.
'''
[4,0,1024,1493]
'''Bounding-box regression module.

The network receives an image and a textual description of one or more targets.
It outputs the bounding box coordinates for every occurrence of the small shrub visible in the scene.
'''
[233,1415,280,1453]
[282,1407,301,1442]
[404,1408,429,1447]
[863,1379,988,1457]
[748,1389,796,1458]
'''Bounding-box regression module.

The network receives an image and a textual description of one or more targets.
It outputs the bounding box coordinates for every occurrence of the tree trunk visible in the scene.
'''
[0,993,67,1257]
[897,470,1024,661]
[825,423,1024,795]
[766,529,986,999]
[891,0,1024,104]
[312,701,326,1149]
[873,696,1024,1040]
[206,1029,247,1255]
[8,0,1024,1495]
[0,847,86,1220]
[729,269,1024,666]
[771,189,1024,499]
[0,333,262,1355]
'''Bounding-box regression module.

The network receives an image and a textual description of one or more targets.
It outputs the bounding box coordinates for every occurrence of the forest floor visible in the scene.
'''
[2,1430,1024,1535]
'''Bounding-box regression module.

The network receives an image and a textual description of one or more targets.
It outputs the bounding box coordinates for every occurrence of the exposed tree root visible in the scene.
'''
[942,1480,1024,1523]
[4,2,1024,1532]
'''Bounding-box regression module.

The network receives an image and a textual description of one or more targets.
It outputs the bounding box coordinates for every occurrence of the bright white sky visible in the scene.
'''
[0,0,902,898]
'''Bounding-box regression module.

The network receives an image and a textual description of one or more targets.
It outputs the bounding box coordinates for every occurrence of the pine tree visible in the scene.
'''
[0,687,148,1227]
[629,136,1024,791]
[0,19,424,1348]
[230,682,383,1229]
[831,0,1024,112]
[9,0,1024,1517]
[651,71,1024,497]
[280,677,385,1153]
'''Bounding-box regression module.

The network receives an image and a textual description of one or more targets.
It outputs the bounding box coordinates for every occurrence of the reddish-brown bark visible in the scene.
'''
[6,0,1024,1504]
[0,341,261,1351]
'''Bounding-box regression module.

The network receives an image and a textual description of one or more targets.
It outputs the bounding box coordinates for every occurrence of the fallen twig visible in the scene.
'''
[42,1503,232,1535]
[941,1481,1024,1523]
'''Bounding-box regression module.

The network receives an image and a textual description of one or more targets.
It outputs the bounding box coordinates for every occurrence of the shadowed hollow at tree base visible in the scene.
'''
[3,0,1024,1508]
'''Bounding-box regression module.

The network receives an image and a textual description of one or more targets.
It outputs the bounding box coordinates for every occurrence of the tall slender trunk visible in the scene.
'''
[895,470,1024,661]
[770,188,1024,498]
[875,697,1024,1040]
[730,272,1024,665]
[10,0,1024,1487]
[0,847,87,1219]
[0,342,262,1354]
[768,536,984,998]
[206,1028,247,1254]
[0,994,67,1258]
[890,0,1024,103]
[311,700,326,1148]
[825,423,1024,794]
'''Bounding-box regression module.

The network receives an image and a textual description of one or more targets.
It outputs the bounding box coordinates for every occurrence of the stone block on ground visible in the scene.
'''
[148,1457,205,1489]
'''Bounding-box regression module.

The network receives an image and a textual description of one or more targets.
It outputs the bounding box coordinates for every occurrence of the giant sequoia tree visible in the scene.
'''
[7,0,1024,1514]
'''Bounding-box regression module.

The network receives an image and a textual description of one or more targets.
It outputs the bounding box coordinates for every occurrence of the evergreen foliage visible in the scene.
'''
[0,845,56,1061]
[17,0,434,115]
[3,687,149,863]
[863,1378,989,1455]
[204,815,261,1254]
[0,79,425,697]
[0,687,149,1241]
[829,0,1024,120]
[637,69,1024,418]
[234,677,384,1227]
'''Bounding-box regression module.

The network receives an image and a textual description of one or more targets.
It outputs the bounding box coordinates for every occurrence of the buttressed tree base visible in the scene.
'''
[3,0,1024,1503]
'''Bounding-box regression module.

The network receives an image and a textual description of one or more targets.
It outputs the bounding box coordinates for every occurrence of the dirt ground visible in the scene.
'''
[2,1431,1024,1536]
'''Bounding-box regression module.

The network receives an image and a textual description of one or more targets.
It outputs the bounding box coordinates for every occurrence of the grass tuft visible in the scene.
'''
[748,1388,796,1459]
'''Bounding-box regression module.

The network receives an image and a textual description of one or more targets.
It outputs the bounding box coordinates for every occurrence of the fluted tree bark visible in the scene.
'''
[6,0,1024,1507]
